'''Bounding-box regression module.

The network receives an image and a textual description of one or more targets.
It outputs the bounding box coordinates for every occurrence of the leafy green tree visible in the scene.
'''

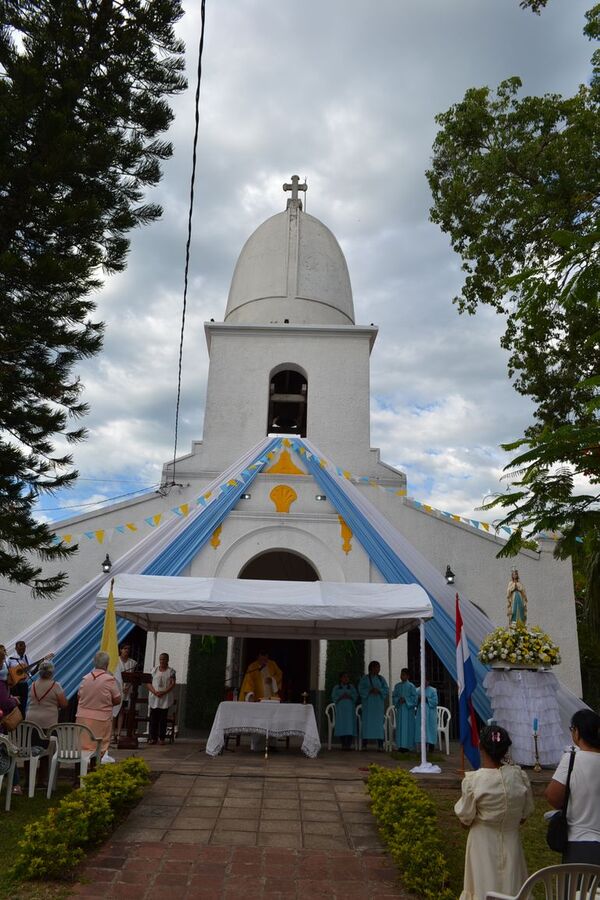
[0,0,186,597]
[427,6,599,617]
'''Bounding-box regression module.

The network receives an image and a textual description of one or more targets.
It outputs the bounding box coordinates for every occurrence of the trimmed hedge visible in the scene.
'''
[367,765,454,900]
[185,635,228,729]
[10,756,150,880]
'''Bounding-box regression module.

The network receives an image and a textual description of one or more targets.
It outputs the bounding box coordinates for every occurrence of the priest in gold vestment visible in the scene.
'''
[239,651,283,701]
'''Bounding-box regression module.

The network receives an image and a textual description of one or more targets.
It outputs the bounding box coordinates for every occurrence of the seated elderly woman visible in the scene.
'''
[76,651,121,757]
[26,660,69,736]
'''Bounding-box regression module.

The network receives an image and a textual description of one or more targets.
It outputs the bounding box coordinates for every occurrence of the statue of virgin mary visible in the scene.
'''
[506,569,528,626]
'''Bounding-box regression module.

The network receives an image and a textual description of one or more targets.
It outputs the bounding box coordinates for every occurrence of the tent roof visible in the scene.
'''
[97,574,432,640]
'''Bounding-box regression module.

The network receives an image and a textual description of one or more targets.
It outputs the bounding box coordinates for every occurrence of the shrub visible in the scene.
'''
[367,765,454,900]
[10,756,151,880]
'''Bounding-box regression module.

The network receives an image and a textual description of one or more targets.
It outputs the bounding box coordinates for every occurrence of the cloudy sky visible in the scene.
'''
[42,0,593,528]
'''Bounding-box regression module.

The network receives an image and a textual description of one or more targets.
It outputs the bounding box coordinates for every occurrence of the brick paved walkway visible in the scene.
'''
[70,741,422,897]
[72,843,405,898]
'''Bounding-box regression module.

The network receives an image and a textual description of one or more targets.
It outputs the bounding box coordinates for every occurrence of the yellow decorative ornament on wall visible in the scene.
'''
[338,516,353,554]
[269,484,298,514]
[210,524,223,549]
[265,449,305,476]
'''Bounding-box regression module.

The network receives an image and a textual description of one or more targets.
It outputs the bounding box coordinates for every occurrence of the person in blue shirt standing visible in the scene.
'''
[358,660,388,751]
[331,672,358,750]
[392,668,417,751]
[416,680,438,752]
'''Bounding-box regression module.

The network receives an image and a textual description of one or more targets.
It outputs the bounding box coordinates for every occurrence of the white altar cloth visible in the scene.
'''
[205,702,321,758]
[484,669,568,766]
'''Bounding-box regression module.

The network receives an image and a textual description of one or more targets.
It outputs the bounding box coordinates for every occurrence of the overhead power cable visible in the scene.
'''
[171,0,207,485]
[36,484,161,512]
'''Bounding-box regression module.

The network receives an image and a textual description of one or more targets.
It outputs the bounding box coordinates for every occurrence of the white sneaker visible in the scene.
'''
[101,753,115,764]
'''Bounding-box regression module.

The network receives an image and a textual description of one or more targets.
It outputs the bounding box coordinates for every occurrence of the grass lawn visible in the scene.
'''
[0,782,74,900]
[423,784,561,899]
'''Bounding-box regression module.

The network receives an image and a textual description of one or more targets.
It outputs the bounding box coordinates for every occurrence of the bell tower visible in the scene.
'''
[165,178,404,489]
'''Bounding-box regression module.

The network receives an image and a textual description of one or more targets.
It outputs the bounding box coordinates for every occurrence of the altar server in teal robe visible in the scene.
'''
[392,668,417,751]
[358,660,388,750]
[416,681,438,751]
[331,672,358,750]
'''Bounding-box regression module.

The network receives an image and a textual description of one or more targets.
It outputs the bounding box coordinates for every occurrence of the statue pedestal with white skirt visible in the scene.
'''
[484,668,567,766]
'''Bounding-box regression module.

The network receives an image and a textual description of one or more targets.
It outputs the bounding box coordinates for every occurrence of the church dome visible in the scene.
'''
[225,179,355,325]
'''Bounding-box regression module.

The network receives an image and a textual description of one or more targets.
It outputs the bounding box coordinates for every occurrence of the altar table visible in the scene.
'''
[205,701,321,758]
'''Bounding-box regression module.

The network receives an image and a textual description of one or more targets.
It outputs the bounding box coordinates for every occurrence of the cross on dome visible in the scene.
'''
[283,175,307,208]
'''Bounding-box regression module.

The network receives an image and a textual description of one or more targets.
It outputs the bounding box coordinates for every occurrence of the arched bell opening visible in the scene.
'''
[267,365,308,436]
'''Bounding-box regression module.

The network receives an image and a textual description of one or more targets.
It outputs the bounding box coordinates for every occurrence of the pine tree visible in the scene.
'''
[0,0,186,597]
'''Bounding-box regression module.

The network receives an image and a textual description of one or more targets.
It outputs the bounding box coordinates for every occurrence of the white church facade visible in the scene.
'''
[1,178,582,723]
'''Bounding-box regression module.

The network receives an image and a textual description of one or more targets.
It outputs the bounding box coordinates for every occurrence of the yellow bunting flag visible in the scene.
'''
[62,534,73,544]
[152,513,162,527]
[481,522,490,532]
[180,503,189,517]
[423,504,432,512]
[126,523,137,532]
[100,581,119,673]
[95,530,105,544]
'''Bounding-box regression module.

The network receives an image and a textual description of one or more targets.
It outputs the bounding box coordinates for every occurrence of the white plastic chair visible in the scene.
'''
[485,863,600,899]
[384,706,397,751]
[325,702,335,750]
[355,704,362,750]
[10,721,57,798]
[437,706,451,755]
[47,724,101,797]
[0,734,18,811]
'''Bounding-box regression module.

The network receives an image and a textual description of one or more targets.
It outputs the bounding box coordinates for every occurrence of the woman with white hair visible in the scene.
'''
[27,660,68,733]
[76,651,121,756]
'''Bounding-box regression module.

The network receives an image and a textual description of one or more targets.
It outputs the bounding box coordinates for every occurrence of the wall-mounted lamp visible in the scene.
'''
[102,554,112,574]
[315,494,327,502]
[445,565,455,585]
[241,493,251,500]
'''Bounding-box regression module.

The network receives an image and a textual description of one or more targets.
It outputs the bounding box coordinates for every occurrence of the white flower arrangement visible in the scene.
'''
[478,622,561,667]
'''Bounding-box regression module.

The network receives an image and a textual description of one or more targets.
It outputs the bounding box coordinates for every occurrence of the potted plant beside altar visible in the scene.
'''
[479,570,567,767]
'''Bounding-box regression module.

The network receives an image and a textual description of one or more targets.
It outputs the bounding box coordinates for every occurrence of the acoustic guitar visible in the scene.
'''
[7,653,54,686]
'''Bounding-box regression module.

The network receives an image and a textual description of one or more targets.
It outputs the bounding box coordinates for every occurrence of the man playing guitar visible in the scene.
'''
[8,641,53,713]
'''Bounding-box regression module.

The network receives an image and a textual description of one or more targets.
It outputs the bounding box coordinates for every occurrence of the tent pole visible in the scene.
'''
[152,629,158,666]
[410,620,440,774]
[387,638,393,710]
[420,620,427,767]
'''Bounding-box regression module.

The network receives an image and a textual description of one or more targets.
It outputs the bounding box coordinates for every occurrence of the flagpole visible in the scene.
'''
[455,592,480,775]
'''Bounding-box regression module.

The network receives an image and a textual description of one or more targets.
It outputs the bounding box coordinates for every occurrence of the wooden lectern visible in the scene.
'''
[118,671,152,749]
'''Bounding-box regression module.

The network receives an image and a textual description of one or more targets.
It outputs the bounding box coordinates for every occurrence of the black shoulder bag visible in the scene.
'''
[546,748,575,853]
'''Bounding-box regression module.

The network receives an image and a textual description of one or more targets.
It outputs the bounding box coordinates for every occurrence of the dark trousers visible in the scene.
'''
[149,708,168,741]
[11,682,28,714]
[562,841,600,864]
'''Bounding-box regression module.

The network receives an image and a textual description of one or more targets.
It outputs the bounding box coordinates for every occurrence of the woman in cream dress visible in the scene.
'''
[455,725,534,900]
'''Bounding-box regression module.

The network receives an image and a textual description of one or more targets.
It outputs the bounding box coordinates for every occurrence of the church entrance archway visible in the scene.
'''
[234,551,318,702]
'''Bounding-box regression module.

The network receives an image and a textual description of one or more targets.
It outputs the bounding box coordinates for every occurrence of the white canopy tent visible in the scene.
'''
[97,574,439,771]
[97,574,432,638]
